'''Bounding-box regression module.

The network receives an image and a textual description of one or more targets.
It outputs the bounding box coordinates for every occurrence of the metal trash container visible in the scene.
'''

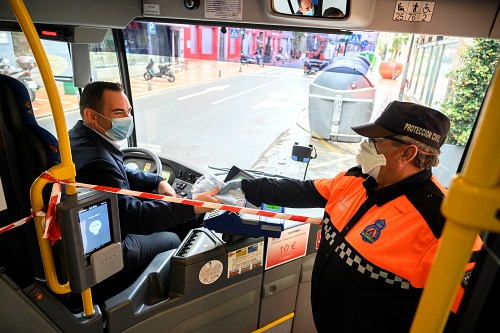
[308,55,376,143]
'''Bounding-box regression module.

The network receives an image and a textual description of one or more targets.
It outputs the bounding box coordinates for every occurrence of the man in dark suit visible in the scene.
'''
[69,81,218,281]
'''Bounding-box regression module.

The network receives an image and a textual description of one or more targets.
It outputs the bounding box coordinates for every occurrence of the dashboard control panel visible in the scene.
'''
[122,149,203,200]
[173,178,194,198]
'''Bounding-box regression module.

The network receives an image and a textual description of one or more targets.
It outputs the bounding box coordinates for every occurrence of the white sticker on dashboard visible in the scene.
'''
[199,260,224,284]
[393,1,435,22]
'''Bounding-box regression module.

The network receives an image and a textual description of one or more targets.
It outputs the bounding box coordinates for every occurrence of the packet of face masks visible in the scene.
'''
[191,174,246,207]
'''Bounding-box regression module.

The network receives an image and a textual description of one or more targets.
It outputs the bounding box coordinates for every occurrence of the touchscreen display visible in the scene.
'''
[78,200,112,256]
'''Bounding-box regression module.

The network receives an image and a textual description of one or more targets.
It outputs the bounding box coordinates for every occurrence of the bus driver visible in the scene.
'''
[69,81,219,286]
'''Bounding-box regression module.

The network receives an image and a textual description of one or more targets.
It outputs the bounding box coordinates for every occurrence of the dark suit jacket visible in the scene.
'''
[69,120,195,237]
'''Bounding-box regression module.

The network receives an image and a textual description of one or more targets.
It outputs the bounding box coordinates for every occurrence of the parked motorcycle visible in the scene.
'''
[1,57,39,102]
[277,52,290,62]
[144,58,175,82]
[240,53,264,67]
[240,53,257,65]
[303,60,317,75]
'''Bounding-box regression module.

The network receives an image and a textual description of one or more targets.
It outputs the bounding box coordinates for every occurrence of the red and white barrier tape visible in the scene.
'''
[0,210,45,235]
[0,181,62,245]
[43,182,62,243]
[0,172,323,236]
[39,172,323,225]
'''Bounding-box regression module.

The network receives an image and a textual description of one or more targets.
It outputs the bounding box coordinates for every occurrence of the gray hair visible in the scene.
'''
[392,135,441,169]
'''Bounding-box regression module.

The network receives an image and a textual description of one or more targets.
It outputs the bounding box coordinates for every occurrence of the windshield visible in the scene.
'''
[13,22,499,187]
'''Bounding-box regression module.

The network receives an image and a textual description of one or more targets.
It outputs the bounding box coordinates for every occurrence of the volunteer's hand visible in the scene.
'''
[193,188,221,213]
[158,180,177,197]
[219,179,242,195]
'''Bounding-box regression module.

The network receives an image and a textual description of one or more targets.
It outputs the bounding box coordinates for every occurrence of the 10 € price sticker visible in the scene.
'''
[265,224,310,270]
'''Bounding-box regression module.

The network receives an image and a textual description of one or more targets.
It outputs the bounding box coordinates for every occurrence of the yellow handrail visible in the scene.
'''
[8,0,94,317]
[410,60,500,331]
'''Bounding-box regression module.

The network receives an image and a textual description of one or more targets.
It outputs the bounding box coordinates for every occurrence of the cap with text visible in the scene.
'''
[351,101,450,148]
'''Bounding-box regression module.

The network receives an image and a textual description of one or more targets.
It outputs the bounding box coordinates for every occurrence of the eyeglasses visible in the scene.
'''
[368,137,408,145]
[371,137,436,156]
[383,136,409,145]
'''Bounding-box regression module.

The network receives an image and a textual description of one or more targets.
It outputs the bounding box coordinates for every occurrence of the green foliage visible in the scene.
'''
[389,33,409,61]
[440,39,500,146]
[292,31,305,50]
[377,43,388,61]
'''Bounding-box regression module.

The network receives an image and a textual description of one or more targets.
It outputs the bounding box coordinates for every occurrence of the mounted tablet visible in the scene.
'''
[57,190,123,292]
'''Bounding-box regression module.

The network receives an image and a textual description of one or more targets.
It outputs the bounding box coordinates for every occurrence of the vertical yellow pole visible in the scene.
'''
[8,0,93,317]
[410,63,500,332]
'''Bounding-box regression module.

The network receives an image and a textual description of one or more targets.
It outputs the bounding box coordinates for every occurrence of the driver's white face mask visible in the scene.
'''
[356,139,386,179]
[305,8,315,16]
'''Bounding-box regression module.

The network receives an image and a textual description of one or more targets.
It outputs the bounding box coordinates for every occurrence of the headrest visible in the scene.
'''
[0,74,60,165]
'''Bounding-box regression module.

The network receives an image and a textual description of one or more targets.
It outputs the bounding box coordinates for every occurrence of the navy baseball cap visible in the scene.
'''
[351,101,450,148]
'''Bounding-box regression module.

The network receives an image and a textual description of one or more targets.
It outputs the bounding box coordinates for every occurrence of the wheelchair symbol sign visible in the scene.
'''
[393,1,435,22]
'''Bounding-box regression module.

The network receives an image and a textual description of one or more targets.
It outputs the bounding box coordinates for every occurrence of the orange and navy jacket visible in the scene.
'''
[241,166,482,333]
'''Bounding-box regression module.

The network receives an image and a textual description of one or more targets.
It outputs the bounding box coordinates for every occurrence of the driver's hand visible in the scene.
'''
[158,180,177,197]
[193,188,221,213]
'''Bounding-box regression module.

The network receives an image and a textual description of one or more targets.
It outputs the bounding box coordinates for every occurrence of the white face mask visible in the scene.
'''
[305,8,315,16]
[94,110,134,141]
[356,139,386,179]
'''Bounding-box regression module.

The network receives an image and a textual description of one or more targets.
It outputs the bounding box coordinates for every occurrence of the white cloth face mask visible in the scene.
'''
[356,139,386,179]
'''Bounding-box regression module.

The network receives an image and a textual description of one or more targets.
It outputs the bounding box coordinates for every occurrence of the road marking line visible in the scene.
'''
[212,78,283,105]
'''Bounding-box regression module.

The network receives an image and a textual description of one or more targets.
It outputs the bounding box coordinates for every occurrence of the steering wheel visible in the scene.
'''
[122,147,162,176]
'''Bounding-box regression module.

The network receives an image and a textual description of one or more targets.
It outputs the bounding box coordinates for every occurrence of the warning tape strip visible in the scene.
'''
[43,182,62,243]
[0,172,323,236]
[38,172,323,225]
[0,210,45,235]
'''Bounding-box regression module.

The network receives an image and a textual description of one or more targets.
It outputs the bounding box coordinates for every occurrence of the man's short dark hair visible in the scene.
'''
[79,81,123,118]
[323,7,344,17]
[297,0,309,8]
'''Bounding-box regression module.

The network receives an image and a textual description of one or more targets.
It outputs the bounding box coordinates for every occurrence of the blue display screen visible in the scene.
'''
[78,200,112,255]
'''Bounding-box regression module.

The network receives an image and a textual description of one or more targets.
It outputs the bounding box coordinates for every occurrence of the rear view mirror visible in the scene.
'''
[272,0,348,18]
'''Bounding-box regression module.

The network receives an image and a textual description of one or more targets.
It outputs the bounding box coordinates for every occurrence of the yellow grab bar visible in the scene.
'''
[410,59,500,332]
[8,0,93,317]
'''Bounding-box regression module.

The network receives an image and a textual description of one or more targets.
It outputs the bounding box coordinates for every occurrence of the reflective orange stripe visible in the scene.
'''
[314,173,482,290]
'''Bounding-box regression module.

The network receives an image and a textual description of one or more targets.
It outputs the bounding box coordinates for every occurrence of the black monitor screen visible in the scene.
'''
[78,199,112,256]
